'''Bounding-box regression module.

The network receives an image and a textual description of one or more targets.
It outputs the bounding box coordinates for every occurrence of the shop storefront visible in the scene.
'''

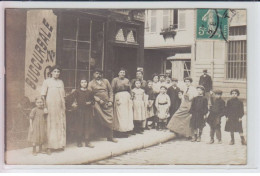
[5,9,145,150]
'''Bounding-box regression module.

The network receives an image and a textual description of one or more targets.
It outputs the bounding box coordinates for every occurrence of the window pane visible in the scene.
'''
[78,18,91,41]
[92,21,105,69]
[61,70,76,90]
[63,40,76,48]
[61,48,76,69]
[151,17,156,32]
[163,16,169,28]
[151,10,156,16]
[62,14,77,40]
[173,9,178,29]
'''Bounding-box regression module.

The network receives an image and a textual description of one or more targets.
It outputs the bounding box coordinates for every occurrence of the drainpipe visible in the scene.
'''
[211,41,215,87]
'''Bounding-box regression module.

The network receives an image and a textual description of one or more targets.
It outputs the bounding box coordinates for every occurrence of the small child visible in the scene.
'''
[66,78,95,148]
[155,86,171,130]
[27,96,47,156]
[132,80,146,134]
[206,90,225,144]
[189,85,208,142]
[145,80,155,129]
[225,89,246,145]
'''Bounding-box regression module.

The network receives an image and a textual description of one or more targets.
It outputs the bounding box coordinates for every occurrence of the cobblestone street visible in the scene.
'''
[93,117,247,165]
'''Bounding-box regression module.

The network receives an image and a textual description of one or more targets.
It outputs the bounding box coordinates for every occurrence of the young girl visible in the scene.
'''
[152,74,160,96]
[155,86,171,130]
[28,97,47,156]
[225,89,246,145]
[189,85,208,142]
[145,80,155,129]
[66,78,95,148]
[132,80,146,134]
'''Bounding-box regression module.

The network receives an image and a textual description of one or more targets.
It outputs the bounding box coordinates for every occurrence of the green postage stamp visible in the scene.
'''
[196,9,229,41]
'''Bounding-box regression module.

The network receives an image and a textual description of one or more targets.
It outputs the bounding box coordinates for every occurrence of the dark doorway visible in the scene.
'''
[114,47,137,80]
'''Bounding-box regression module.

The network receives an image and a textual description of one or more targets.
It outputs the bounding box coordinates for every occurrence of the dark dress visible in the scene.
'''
[224,98,244,133]
[145,87,156,101]
[189,96,208,129]
[199,74,212,93]
[167,86,181,117]
[207,97,225,128]
[66,89,94,142]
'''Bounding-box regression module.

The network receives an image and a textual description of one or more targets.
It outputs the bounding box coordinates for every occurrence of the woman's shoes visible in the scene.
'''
[229,140,235,145]
[107,138,118,143]
[85,142,95,148]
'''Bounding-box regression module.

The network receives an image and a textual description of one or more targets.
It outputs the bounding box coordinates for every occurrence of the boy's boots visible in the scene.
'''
[207,138,214,144]
[32,146,37,156]
[191,134,197,142]
[240,136,247,145]
[229,132,235,145]
[197,131,202,142]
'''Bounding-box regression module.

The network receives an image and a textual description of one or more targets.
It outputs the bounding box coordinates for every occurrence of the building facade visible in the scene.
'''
[144,9,247,99]
[5,9,145,150]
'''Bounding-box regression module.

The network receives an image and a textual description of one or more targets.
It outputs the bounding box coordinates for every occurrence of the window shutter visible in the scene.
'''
[178,10,186,30]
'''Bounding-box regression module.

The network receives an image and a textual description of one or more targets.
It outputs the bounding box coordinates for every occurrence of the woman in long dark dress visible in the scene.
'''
[167,77,197,138]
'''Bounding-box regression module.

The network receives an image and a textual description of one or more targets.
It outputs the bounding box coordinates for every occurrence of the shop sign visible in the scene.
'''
[24,10,57,101]
[196,9,228,41]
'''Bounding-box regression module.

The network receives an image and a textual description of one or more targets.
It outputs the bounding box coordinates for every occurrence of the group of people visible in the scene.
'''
[27,66,246,156]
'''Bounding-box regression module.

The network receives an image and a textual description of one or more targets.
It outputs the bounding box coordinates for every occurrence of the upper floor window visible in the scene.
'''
[150,10,157,32]
[226,25,247,80]
[163,10,170,29]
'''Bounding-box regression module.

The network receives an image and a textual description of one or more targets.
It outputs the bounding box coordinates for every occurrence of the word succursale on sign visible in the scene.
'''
[24,10,57,101]
[196,9,229,41]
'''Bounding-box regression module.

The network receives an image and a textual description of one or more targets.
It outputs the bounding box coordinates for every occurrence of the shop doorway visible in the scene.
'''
[114,47,137,80]
[171,59,191,80]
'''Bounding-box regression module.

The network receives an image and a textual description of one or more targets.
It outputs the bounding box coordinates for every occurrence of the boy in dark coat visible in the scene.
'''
[225,89,246,145]
[167,78,181,123]
[207,90,225,144]
[66,77,95,148]
[189,85,208,142]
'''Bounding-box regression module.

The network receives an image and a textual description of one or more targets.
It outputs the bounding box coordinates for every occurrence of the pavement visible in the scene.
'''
[5,114,247,165]
[5,129,176,165]
[93,117,247,165]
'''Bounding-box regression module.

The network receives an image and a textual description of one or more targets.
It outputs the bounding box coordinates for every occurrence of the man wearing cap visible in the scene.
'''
[167,78,181,119]
[199,69,213,105]
[88,69,118,143]
[131,69,147,90]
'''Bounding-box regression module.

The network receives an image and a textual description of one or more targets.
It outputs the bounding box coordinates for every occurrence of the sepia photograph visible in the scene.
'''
[4,6,250,166]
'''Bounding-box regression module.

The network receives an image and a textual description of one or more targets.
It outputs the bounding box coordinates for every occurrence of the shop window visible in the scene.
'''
[60,14,105,93]
[115,27,137,43]
[226,40,247,80]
